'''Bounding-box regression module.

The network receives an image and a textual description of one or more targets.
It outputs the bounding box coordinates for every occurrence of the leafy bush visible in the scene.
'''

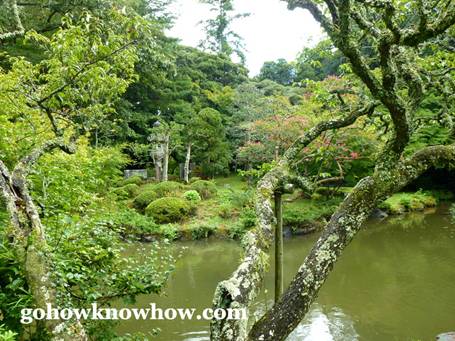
[107,208,159,235]
[133,190,158,210]
[189,177,202,183]
[0,241,32,335]
[190,180,217,199]
[183,190,202,202]
[228,222,248,240]
[158,224,181,240]
[120,175,144,186]
[0,325,17,341]
[239,207,257,229]
[113,184,139,199]
[142,181,184,198]
[145,197,193,224]
[189,222,217,240]
[122,184,140,197]
[218,202,238,219]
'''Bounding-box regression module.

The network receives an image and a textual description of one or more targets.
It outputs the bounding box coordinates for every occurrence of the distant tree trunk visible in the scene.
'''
[162,134,170,182]
[0,140,87,341]
[184,143,192,184]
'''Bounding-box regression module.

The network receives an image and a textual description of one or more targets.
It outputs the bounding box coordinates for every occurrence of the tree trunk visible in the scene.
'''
[274,191,283,303]
[0,141,87,340]
[184,143,192,184]
[162,135,169,182]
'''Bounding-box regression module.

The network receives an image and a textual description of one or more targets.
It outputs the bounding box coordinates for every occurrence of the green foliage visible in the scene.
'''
[122,184,140,197]
[258,58,295,85]
[145,197,193,224]
[188,222,217,240]
[143,181,184,198]
[198,0,249,63]
[379,192,437,215]
[183,190,202,202]
[0,241,32,335]
[120,175,144,186]
[239,207,257,229]
[133,190,159,210]
[294,39,344,82]
[30,142,129,215]
[190,180,217,199]
[0,325,17,341]
[46,210,174,309]
[106,208,160,235]
[238,162,277,184]
[283,197,342,229]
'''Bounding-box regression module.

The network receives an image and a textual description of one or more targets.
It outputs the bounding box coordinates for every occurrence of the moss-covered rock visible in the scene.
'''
[145,197,193,224]
[190,180,217,199]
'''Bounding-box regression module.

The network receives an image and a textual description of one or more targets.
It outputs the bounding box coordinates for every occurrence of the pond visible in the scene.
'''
[118,205,455,340]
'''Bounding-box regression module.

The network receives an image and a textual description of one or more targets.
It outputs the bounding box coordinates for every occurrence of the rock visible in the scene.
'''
[370,208,388,219]
[437,332,455,340]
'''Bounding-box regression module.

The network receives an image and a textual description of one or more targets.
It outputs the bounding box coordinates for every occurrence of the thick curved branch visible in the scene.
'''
[211,102,376,340]
[248,144,455,341]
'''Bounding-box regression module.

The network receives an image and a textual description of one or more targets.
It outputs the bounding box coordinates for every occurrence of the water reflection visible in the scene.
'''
[118,205,455,341]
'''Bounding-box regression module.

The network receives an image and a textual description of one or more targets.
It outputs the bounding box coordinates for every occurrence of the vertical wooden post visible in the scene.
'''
[274,191,283,303]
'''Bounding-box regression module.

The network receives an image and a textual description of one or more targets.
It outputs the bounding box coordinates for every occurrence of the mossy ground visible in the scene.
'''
[379,190,452,215]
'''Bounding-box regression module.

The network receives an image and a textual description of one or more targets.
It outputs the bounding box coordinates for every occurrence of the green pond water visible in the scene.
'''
[118,205,455,340]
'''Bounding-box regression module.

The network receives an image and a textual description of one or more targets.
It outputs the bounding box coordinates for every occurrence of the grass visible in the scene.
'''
[379,191,438,214]
[117,174,453,241]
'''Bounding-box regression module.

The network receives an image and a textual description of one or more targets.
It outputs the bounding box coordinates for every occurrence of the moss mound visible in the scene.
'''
[190,180,217,199]
[133,190,158,210]
[145,197,193,224]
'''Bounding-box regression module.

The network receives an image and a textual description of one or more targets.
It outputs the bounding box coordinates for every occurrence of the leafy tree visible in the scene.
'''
[294,38,344,82]
[258,58,296,85]
[199,0,249,63]
[0,8,156,339]
[190,108,231,177]
[212,1,455,340]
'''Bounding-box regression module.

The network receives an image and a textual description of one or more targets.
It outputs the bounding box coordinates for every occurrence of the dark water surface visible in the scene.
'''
[118,206,455,340]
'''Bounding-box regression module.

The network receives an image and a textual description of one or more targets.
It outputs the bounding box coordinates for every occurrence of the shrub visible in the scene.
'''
[190,180,217,199]
[158,224,181,240]
[218,202,238,219]
[189,177,202,183]
[122,184,140,197]
[143,181,184,198]
[240,207,257,229]
[120,175,144,186]
[112,184,140,200]
[145,197,193,224]
[108,208,159,235]
[189,222,217,240]
[133,190,158,210]
[228,222,248,240]
[183,190,202,202]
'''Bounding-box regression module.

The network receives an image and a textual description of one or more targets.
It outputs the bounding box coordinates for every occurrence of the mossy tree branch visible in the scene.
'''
[210,103,376,340]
